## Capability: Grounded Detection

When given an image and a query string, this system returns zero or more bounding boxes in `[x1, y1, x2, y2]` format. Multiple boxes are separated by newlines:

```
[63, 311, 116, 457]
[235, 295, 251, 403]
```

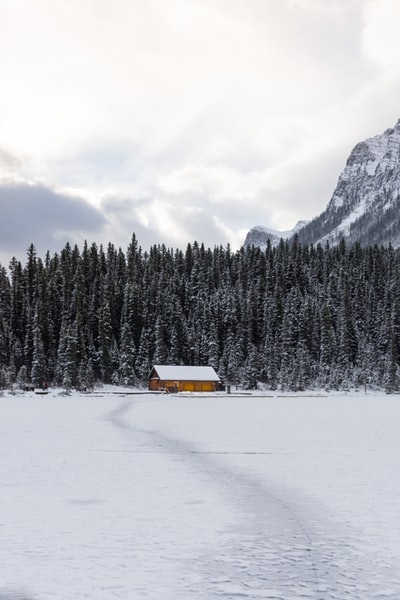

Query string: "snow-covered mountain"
[246, 119, 400, 249]
[244, 221, 308, 249]
[297, 119, 400, 247]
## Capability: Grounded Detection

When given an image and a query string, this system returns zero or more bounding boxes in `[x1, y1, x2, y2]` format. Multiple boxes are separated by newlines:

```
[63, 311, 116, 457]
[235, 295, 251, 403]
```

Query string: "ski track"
[104, 399, 400, 600]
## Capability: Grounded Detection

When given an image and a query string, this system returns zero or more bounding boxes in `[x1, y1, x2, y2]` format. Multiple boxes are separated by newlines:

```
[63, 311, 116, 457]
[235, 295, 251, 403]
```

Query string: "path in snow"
[105, 397, 400, 600]
[1, 391, 400, 600]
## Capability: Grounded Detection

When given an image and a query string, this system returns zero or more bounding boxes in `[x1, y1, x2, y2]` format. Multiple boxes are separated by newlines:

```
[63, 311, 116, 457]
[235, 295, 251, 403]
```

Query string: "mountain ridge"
[243, 221, 308, 249]
[245, 119, 400, 248]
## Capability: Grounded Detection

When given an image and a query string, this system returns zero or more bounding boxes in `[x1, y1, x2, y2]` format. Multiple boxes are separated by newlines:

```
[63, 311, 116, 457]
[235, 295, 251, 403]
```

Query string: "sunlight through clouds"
[0, 0, 399, 264]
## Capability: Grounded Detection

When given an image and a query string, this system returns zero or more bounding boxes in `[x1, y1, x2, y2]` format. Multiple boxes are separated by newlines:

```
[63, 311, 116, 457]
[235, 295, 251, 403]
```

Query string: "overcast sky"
[1, 0, 400, 266]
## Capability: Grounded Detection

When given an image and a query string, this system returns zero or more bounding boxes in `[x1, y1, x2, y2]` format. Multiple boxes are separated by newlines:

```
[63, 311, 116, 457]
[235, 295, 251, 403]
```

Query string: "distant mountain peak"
[244, 221, 308, 249]
[245, 119, 400, 250]
[298, 119, 400, 247]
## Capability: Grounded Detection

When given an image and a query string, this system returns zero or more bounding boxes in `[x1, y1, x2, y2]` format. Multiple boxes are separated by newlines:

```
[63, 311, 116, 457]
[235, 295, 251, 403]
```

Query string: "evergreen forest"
[1, 234, 400, 392]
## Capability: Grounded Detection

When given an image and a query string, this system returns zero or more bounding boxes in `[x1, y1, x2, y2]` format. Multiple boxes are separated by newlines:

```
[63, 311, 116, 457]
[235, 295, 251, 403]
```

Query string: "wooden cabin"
[148, 365, 221, 393]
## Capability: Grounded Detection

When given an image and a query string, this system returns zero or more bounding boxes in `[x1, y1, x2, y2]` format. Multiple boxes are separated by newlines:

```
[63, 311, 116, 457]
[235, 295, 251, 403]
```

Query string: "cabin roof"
[151, 365, 220, 382]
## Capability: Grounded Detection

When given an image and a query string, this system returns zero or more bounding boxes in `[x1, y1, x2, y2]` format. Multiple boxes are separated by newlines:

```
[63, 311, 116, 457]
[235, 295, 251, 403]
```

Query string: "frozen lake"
[1, 388, 400, 599]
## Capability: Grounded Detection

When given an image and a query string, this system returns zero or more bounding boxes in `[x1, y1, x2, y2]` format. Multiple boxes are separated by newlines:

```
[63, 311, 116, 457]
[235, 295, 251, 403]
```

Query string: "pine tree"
[31, 307, 47, 385]
[319, 304, 335, 386]
[207, 319, 220, 371]
[135, 327, 153, 382]
[153, 315, 168, 365]
[241, 344, 259, 389]
[16, 365, 28, 388]
[62, 323, 78, 389]
[118, 322, 137, 385]
[98, 276, 114, 382]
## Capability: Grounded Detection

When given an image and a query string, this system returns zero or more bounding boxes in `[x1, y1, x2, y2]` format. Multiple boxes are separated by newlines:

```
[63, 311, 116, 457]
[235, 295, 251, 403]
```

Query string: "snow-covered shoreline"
[1, 389, 399, 599]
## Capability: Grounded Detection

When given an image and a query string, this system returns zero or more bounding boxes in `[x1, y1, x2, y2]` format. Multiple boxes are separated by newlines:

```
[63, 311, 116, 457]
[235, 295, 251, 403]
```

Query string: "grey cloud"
[0, 147, 22, 171]
[101, 195, 144, 213]
[0, 183, 106, 262]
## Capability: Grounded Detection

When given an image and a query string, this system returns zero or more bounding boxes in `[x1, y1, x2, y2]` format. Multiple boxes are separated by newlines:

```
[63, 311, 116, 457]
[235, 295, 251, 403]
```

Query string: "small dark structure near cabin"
[148, 365, 222, 393]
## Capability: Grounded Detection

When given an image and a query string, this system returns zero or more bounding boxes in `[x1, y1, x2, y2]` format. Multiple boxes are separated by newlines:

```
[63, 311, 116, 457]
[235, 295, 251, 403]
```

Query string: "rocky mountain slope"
[243, 222, 307, 249]
[246, 119, 400, 248]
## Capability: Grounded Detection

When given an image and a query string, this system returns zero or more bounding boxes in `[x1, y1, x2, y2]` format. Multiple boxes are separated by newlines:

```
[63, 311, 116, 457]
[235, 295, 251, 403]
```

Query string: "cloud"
[0, 183, 106, 264]
[0, 147, 23, 179]
[99, 193, 239, 252]
[362, 0, 400, 70]
[0, 0, 399, 263]
[0, 0, 372, 166]
[0, 148, 21, 169]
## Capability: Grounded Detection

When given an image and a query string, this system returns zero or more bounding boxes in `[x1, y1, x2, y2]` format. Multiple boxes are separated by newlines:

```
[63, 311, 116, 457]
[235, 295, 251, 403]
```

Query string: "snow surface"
[1, 387, 400, 599]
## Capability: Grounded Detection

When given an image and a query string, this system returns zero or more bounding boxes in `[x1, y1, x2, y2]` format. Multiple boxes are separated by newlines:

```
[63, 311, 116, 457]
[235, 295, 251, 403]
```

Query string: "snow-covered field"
[1, 387, 400, 599]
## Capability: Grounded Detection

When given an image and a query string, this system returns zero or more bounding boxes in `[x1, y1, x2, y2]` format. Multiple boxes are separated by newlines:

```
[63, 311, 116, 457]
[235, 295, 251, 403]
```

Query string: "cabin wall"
[148, 379, 220, 392]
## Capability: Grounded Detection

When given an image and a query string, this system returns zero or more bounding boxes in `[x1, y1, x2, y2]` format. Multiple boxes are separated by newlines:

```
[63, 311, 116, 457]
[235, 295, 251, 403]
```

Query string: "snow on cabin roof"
[151, 365, 220, 382]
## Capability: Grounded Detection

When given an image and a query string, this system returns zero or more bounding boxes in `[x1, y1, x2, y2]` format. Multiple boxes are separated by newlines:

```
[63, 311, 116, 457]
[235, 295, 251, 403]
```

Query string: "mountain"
[244, 221, 308, 249]
[297, 119, 400, 247]
[245, 119, 400, 249]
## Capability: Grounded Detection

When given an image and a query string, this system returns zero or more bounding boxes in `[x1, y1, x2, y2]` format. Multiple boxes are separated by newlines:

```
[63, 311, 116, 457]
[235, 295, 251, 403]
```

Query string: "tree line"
[1, 234, 400, 392]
